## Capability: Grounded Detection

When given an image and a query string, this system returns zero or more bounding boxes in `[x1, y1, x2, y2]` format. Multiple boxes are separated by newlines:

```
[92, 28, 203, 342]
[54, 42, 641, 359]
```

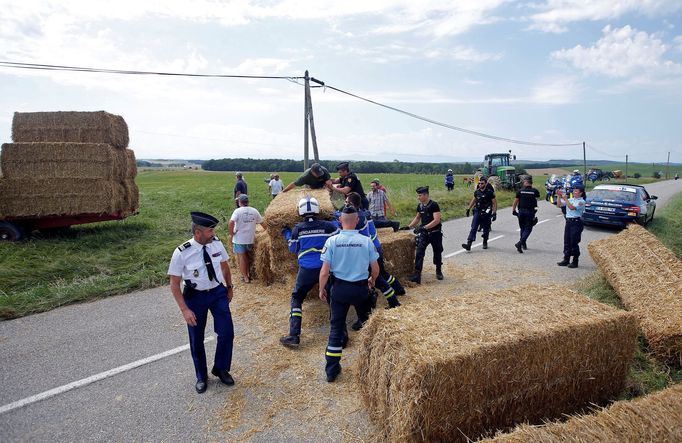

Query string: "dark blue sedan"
[583, 184, 657, 227]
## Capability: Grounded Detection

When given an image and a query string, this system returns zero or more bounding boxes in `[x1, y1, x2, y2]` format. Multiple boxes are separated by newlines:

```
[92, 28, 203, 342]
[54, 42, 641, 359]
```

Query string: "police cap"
[573, 184, 585, 192]
[416, 186, 429, 194]
[341, 205, 357, 214]
[191, 211, 219, 228]
[335, 161, 350, 171]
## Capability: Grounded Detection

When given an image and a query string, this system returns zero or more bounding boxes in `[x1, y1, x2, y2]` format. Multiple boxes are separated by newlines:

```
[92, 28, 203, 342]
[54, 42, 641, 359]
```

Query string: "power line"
[321, 83, 583, 147]
[0, 61, 303, 80]
[585, 143, 623, 159]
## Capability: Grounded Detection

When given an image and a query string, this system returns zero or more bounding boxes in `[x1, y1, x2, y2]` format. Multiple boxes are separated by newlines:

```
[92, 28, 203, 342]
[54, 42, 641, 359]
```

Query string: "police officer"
[333, 161, 369, 209]
[557, 185, 586, 268]
[511, 177, 540, 253]
[445, 169, 455, 191]
[280, 197, 339, 348]
[319, 205, 380, 382]
[407, 186, 443, 283]
[462, 177, 497, 251]
[168, 212, 235, 394]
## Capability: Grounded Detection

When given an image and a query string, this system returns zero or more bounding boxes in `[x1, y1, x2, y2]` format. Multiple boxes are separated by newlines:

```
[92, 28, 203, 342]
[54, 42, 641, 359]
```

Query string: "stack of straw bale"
[588, 224, 682, 365]
[0, 111, 138, 218]
[484, 383, 682, 442]
[377, 228, 416, 278]
[356, 286, 638, 442]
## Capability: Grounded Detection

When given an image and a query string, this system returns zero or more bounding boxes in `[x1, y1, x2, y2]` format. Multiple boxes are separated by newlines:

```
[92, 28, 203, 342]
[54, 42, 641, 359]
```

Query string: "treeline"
[202, 158, 478, 174]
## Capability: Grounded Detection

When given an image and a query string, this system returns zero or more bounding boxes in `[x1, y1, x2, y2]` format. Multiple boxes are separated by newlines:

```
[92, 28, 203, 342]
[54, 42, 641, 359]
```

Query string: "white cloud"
[551, 25, 682, 82]
[528, 0, 682, 33]
[675, 35, 682, 51]
[529, 76, 583, 104]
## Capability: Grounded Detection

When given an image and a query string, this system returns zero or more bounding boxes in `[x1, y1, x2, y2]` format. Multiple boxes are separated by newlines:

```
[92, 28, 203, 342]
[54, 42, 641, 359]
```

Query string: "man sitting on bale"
[282, 163, 334, 193]
[319, 205, 380, 383]
[279, 196, 339, 348]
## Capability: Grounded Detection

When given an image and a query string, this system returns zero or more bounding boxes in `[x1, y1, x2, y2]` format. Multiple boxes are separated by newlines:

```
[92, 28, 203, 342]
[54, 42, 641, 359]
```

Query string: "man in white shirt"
[269, 174, 284, 199]
[229, 194, 263, 283]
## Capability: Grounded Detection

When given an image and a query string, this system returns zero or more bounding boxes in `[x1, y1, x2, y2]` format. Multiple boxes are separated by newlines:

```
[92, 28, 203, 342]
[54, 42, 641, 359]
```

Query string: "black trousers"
[467, 210, 491, 242]
[563, 218, 583, 258]
[414, 230, 443, 273]
[325, 279, 371, 377]
[288, 267, 321, 336]
[518, 209, 535, 243]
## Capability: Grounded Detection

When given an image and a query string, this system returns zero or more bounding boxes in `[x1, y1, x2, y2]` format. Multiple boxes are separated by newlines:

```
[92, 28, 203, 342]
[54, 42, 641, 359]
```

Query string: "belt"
[566, 218, 582, 222]
[192, 283, 223, 292]
[334, 278, 367, 286]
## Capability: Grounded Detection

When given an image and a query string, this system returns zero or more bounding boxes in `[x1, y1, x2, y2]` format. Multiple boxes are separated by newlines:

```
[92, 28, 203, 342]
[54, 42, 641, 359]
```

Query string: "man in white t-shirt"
[268, 174, 284, 199]
[229, 194, 263, 283]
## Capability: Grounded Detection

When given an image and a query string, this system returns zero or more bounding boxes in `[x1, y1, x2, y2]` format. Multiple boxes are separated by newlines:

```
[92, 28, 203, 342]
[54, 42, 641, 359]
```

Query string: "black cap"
[416, 186, 429, 194]
[341, 205, 357, 214]
[573, 184, 585, 191]
[310, 163, 322, 174]
[335, 161, 349, 171]
[191, 211, 219, 228]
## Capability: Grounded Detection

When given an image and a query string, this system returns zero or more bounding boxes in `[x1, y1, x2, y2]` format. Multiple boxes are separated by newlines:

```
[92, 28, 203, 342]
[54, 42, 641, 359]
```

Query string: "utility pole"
[582, 141, 587, 176]
[302, 70, 321, 171]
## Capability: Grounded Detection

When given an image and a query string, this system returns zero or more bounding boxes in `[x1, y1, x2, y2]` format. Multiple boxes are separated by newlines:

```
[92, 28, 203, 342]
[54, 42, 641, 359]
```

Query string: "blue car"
[583, 184, 657, 227]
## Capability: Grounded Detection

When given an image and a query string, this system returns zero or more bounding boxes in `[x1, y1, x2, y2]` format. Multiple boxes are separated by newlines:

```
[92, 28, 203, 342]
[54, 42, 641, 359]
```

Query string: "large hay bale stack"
[253, 226, 275, 285]
[588, 224, 682, 365]
[12, 111, 129, 149]
[0, 142, 127, 179]
[0, 178, 125, 217]
[357, 286, 638, 442]
[484, 384, 682, 442]
[377, 228, 415, 278]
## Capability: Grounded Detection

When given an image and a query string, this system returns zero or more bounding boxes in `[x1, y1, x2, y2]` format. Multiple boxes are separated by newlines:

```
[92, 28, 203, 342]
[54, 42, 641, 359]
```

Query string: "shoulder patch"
[177, 241, 192, 252]
[321, 246, 327, 254]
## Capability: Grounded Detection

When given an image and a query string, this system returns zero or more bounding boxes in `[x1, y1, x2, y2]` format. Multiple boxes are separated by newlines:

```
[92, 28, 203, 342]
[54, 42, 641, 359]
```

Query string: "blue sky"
[1, 0, 681, 164]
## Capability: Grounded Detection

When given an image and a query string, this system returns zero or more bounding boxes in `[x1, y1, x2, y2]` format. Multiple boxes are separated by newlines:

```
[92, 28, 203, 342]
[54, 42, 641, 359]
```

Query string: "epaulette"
[213, 235, 221, 242]
[177, 241, 192, 252]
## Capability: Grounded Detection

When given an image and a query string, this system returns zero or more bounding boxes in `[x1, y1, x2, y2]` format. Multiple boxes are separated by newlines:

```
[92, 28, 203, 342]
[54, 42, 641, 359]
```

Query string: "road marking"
[444, 235, 505, 258]
[0, 336, 215, 416]
[555, 214, 563, 218]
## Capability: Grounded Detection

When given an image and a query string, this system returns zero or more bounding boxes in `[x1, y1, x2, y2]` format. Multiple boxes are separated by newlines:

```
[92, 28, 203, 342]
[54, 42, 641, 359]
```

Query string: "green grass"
[575, 192, 682, 399]
[0, 170, 517, 318]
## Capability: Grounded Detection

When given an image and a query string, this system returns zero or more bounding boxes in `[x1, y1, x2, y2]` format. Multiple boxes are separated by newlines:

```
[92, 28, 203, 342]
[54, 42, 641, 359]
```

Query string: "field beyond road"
[0, 169, 671, 318]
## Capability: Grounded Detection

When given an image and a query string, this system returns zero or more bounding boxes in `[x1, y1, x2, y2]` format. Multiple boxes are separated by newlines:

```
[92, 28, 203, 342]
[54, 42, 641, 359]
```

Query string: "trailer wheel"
[0, 221, 24, 241]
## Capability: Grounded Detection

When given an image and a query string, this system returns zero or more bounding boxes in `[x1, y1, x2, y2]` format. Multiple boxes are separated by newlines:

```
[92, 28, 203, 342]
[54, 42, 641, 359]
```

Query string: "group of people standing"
[168, 163, 587, 392]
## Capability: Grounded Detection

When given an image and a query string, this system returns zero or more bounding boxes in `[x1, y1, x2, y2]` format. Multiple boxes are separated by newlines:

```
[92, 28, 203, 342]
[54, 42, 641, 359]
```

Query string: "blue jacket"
[283, 218, 339, 269]
[333, 209, 382, 253]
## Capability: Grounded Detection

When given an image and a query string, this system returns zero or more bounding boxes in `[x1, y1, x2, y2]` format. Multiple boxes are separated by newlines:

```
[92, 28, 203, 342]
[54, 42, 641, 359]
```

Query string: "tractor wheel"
[0, 221, 24, 241]
[488, 176, 502, 190]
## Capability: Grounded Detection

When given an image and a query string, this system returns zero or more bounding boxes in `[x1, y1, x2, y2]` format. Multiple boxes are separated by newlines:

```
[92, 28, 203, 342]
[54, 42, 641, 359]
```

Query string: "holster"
[182, 279, 197, 299]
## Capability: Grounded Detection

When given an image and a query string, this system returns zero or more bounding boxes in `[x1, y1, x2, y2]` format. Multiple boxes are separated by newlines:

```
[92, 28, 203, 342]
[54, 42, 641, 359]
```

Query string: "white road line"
[555, 214, 563, 218]
[444, 235, 505, 258]
[0, 336, 215, 416]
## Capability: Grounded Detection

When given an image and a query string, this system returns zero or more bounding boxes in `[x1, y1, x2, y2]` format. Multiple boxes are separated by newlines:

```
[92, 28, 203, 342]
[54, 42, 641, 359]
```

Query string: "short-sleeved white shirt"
[230, 206, 263, 244]
[269, 179, 284, 195]
[167, 238, 229, 290]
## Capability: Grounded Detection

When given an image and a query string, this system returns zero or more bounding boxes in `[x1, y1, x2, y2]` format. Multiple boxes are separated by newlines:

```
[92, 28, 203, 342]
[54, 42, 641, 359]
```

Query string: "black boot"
[436, 266, 443, 280]
[557, 257, 570, 266]
[391, 221, 400, 232]
[408, 273, 421, 284]
[280, 335, 300, 348]
[515, 242, 524, 253]
[482, 239, 488, 249]
[522, 241, 528, 250]
[567, 257, 579, 268]
[461, 241, 472, 251]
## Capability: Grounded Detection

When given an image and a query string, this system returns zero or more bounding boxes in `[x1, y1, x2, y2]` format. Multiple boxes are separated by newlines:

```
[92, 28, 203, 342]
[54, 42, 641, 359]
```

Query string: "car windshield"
[589, 189, 637, 202]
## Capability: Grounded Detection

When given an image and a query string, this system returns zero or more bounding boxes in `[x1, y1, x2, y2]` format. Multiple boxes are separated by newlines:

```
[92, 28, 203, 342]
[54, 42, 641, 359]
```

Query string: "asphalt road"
[1, 179, 680, 442]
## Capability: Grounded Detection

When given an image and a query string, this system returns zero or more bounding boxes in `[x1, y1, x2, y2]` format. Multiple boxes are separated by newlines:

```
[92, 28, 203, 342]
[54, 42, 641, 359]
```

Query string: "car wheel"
[0, 221, 24, 241]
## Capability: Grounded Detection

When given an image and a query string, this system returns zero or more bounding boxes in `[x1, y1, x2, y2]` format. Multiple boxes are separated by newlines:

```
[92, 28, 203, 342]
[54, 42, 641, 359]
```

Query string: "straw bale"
[262, 188, 336, 277]
[484, 384, 682, 442]
[356, 286, 638, 443]
[0, 142, 127, 180]
[588, 224, 682, 365]
[253, 226, 276, 285]
[122, 178, 139, 214]
[125, 149, 137, 178]
[12, 111, 129, 149]
[377, 228, 416, 278]
[0, 178, 125, 217]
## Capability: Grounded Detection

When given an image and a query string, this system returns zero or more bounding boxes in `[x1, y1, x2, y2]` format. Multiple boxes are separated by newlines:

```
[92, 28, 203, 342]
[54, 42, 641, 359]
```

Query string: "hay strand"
[377, 228, 416, 278]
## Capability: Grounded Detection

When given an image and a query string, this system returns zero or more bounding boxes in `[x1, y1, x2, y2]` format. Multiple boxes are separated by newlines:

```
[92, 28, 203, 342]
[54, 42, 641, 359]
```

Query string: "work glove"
[491, 213, 497, 222]
[512, 210, 518, 217]
[465, 209, 470, 217]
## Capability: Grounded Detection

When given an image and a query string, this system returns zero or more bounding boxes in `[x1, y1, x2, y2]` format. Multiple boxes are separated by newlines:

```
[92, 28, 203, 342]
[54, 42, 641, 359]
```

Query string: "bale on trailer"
[0, 178, 126, 217]
[0, 142, 127, 179]
[125, 149, 137, 177]
[356, 286, 638, 443]
[377, 228, 415, 279]
[484, 384, 682, 442]
[12, 111, 129, 149]
[588, 224, 682, 365]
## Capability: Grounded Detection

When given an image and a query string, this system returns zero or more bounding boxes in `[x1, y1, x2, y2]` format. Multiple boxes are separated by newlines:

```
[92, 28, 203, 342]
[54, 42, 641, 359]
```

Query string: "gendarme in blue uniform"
[559, 191, 586, 267]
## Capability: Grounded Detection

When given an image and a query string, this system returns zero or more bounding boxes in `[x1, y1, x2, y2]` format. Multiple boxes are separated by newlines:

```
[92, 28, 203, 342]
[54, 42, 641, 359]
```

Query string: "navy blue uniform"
[516, 186, 540, 246]
[320, 230, 379, 379]
[445, 173, 454, 191]
[468, 187, 495, 242]
[339, 172, 368, 209]
[414, 200, 443, 273]
[282, 218, 339, 337]
[563, 197, 586, 260]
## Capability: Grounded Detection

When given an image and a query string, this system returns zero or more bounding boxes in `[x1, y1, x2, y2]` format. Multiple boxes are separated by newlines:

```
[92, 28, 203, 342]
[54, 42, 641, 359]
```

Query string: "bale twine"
[0, 142, 127, 179]
[12, 111, 129, 149]
[0, 178, 125, 217]
[356, 285, 638, 443]
[588, 224, 682, 365]
[377, 228, 416, 278]
[484, 384, 682, 442]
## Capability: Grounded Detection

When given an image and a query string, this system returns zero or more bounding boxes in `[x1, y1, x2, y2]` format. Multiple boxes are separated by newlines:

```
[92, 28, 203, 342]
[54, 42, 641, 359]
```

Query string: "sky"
[1, 0, 681, 164]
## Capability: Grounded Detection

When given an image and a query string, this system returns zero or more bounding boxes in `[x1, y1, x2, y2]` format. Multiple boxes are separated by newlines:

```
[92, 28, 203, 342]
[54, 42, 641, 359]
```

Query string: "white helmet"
[447, 169, 453, 173]
[298, 196, 320, 216]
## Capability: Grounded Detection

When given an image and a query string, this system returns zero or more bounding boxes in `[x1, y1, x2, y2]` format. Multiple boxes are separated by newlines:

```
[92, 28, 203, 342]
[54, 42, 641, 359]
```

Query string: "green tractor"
[476, 152, 528, 191]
